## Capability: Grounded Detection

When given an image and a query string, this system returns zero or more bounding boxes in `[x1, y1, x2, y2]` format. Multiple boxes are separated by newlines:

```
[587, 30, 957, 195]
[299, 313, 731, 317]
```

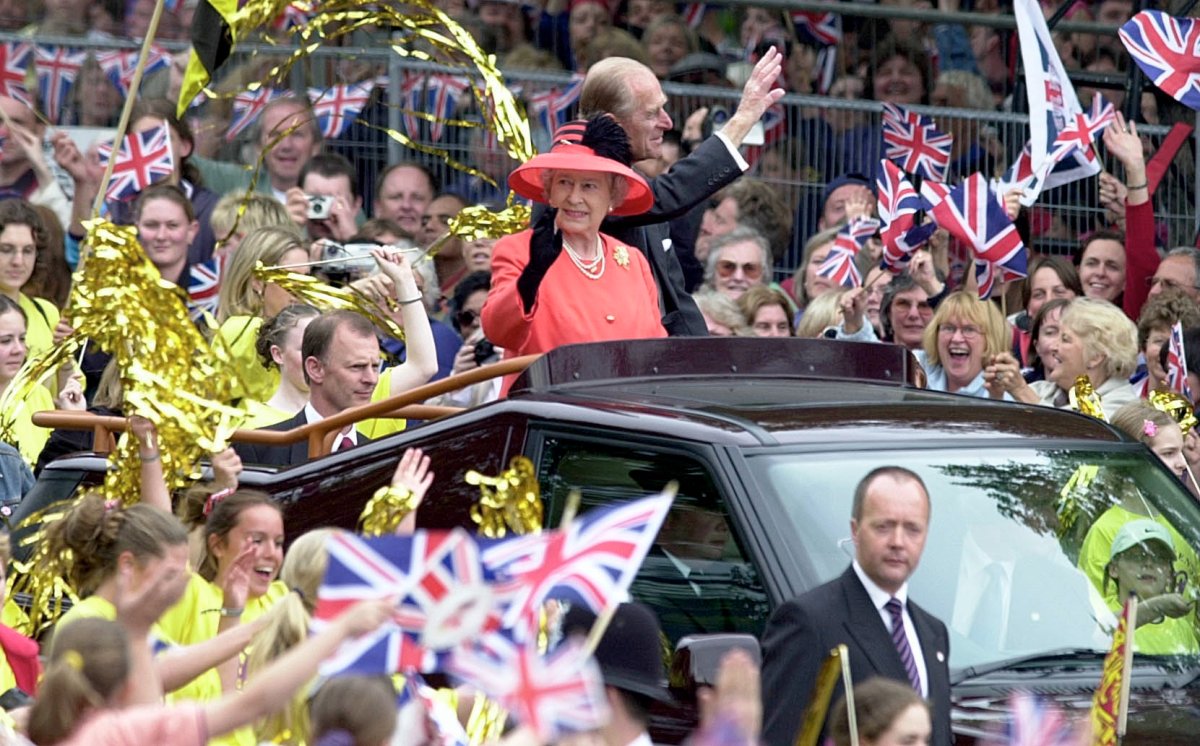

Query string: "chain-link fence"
[8, 24, 1198, 280]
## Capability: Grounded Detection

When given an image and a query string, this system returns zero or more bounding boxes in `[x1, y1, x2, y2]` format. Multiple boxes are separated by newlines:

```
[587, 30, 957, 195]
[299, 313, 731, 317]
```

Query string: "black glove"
[516, 207, 562, 314]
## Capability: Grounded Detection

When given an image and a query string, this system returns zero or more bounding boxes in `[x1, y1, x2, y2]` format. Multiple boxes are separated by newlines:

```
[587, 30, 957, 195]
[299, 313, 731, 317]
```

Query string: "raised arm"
[1104, 112, 1155, 319]
[372, 248, 438, 395]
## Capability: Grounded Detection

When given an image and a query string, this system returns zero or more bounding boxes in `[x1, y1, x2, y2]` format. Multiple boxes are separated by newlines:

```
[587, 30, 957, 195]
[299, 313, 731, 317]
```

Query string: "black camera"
[473, 339, 498, 366]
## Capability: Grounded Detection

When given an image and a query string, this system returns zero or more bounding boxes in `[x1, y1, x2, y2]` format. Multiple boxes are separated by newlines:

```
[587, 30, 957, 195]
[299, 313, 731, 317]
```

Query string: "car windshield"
[751, 446, 1200, 672]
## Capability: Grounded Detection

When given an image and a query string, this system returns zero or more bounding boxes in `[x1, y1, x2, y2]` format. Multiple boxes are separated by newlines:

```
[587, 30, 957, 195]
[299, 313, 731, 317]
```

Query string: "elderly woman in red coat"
[482, 115, 665, 391]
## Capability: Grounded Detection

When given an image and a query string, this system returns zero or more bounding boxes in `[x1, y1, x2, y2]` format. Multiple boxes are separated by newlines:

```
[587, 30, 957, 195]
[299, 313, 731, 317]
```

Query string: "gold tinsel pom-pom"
[1071, 375, 1106, 421]
[465, 456, 543, 538]
[358, 485, 419, 537]
[1150, 389, 1197, 436]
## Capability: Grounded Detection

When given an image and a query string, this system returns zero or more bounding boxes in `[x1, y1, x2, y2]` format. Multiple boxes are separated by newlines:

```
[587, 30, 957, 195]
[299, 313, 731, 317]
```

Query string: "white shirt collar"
[304, 403, 357, 448]
[852, 559, 909, 611]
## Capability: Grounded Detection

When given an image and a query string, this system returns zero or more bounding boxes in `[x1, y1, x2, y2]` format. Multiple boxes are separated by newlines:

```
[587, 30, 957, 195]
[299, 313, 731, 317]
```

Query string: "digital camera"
[306, 194, 334, 220]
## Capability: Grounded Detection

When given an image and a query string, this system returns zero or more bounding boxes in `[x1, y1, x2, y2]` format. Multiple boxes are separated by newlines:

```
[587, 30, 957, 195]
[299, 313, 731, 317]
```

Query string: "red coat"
[483, 229, 666, 392]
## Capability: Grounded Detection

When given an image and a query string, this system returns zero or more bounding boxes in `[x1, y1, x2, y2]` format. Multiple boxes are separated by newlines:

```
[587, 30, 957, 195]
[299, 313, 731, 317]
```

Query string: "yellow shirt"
[241, 399, 295, 430]
[218, 315, 279, 404]
[156, 576, 287, 746]
[18, 293, 58, 362]
[5, 382, 53, 466]
[358, 367, 408, 440]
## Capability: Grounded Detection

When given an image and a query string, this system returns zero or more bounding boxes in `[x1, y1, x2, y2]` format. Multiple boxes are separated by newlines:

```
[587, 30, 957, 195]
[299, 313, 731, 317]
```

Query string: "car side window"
[536, 435, 770, 644]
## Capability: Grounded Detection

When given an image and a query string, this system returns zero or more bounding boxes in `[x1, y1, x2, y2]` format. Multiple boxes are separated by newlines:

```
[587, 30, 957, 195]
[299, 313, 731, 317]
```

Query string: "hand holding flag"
[817, 217, 880, 288]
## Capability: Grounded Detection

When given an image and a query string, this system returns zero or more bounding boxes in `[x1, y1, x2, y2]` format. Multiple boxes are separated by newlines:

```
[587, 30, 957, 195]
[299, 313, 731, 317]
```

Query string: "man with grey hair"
[578, 50, 785, 335]
[1147, 247, 1200, 302]
[703, 226, 771, 301]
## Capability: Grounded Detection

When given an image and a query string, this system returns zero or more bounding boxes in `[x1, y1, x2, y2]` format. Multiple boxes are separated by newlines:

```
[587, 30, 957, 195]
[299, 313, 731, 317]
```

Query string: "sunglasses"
[717, 260, 763, 280]
[456, 309, 480, 328]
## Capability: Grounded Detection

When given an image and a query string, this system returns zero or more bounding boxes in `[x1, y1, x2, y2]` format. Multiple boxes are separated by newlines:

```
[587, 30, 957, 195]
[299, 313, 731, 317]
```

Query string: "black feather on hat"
[579, 114, 633, 167]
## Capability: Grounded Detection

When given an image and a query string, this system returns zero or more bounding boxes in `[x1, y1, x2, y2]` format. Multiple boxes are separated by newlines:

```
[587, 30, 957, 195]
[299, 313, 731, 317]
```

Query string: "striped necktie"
[885, 597, 922, 693]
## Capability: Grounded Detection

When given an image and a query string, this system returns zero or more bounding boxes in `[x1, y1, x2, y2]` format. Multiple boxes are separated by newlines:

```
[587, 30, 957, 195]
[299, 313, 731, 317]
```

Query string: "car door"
[527, 428, 771, 645]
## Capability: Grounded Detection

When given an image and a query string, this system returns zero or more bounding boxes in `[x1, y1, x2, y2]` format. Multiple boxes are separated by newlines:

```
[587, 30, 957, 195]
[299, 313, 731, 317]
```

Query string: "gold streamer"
[1056, 464, 1099, 537]
[464, 456, 544, 538]
[252, 262, 406, 339]
[465, 692, 509, 745]
[358, 485, 419, 537]
[448, 204, 531, 242]
[1072, 375, 1106, 421]
[1149, 389, 1197, 436]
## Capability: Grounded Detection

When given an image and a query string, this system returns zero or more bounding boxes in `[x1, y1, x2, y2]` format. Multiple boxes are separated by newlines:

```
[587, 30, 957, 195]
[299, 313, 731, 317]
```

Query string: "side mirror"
[669, 633, 762, 693]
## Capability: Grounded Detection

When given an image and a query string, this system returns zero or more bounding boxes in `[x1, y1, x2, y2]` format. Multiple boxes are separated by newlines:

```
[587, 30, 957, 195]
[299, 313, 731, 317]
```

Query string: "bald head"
[581, 57, 672, 161]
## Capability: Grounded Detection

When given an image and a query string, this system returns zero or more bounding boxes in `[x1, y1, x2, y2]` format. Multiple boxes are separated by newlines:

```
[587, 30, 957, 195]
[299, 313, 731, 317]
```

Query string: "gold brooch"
[614, 245, 630, 268]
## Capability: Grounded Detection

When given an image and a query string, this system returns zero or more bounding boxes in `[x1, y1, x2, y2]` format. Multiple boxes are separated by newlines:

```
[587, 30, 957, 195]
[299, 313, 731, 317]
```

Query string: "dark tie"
[885, 597, 922, 693]
[337, 435, 354, 452]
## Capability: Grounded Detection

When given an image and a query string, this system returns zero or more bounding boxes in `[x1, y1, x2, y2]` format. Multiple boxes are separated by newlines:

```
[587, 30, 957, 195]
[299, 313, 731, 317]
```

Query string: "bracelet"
[219, 607, 244, 618]
[397, 296, 423, 306]
[1127, 182, 1148, 190]
[139, 451, 160, 462]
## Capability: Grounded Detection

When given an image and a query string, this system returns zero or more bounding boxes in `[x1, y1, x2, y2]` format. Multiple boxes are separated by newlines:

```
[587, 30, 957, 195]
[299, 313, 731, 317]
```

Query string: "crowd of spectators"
[3, 0, 1200, 743]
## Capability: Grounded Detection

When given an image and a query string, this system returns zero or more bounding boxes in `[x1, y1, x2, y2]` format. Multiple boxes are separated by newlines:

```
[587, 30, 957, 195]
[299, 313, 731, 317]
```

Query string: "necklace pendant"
[614, 245, 629, 268]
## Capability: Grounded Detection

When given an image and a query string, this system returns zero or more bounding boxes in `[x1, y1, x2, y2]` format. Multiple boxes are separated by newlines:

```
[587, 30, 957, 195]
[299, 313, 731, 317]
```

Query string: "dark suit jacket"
[602, 135, 742, 337]
[760, 567, 952, 746]
[233, 411, 373, 468]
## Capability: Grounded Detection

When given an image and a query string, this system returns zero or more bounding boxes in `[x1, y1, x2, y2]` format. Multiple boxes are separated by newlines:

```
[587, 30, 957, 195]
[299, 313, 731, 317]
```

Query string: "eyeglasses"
[1146, 276, 1200, 291]
[456, 309, 479, 328]
[938, 324, 981, 339]
[716, 260, 763, 280]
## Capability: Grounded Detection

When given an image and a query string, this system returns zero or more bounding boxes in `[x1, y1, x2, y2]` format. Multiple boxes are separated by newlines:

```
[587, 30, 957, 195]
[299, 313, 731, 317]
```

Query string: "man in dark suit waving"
[578, 50, 785, 336]
[761, 466, 952, 746]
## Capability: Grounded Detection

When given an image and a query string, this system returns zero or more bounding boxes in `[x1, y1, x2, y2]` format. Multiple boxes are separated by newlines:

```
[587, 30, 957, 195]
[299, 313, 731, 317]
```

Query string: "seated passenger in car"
[1105, 520, 1198, 654]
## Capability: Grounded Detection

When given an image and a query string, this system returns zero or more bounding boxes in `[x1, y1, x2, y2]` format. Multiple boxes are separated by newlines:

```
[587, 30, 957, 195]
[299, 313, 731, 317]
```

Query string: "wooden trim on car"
[31, 354, 543, 457]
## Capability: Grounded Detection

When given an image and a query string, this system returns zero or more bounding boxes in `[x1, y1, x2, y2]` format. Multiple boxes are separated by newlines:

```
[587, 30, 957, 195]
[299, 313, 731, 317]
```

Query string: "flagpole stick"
[840, 646, 858, 746]
[1185, 461, 1200, 498]
[88, 0, 169, 224]
[559, 488, 582, 528]
[1116, 594, 1137, 739]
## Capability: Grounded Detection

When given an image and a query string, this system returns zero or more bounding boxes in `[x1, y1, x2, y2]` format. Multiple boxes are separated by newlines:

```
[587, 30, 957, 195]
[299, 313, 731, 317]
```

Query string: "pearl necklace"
[562, 235, 605, 280]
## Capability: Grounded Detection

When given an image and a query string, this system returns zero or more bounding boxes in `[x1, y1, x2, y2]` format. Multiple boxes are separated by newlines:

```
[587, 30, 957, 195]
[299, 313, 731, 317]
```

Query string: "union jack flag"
[449, 636, 610, 742]
[1166, 321, 1193, 399]
[481, 491, 674, 641]
[1048, 94, 1115, 166]
[226, 88, 287, 141]
[273, 2, 310, 30]
[425, 75, 470, 142]
[882, 103, 953, 182]
[931, 173, 1027, 299]
[1004, 692, 1079, 746]
[877, 160, 936, 271]
[1120, 10, 1200, 112]
[401, 674, 470, 746]
[400, 72, 425, 139]
[308, 82, 373, 139]
[313, 530, 496, 676]
[187, 255, 224, 319]
[0, 43, 31, 105]
[818, 217, 880, 288]
[681, 3, 707, 27]
[528, 75, 585, 135]
[791, 10, 842, 46]
[96, 46, 170, 97]
[34, 45, 85, 123]
[96, 123, 175, 202]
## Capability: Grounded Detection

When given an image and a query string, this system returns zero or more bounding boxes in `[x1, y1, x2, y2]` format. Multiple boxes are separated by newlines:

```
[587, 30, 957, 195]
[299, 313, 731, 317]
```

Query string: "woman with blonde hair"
[795, 290, 845, 339]
[694, 289, 749, 337]
[208, 193, 292, 257]
[989, 298, 1138, 418]
[916, 291, 1010, 398]
[215, 226, 310, 403]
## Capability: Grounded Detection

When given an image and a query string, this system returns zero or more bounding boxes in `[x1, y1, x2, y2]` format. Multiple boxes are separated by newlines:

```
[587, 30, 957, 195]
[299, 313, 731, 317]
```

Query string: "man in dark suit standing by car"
[577, 49, 785, 336]
[760, 466, 952, 746]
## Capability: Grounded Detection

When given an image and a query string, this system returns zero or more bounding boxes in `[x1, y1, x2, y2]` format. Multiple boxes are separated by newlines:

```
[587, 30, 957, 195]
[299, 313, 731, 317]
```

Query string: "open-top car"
[23, 338, 1200, 743]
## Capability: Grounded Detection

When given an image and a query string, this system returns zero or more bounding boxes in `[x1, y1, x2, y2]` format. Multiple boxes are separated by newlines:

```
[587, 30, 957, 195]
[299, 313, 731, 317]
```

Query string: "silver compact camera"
[317, 240, 379, 276]
[306, 194, 334, 220]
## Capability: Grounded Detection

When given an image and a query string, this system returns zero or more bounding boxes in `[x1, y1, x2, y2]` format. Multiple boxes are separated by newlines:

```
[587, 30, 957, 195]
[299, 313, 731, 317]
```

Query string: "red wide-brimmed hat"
[507, 141, 654, 217]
